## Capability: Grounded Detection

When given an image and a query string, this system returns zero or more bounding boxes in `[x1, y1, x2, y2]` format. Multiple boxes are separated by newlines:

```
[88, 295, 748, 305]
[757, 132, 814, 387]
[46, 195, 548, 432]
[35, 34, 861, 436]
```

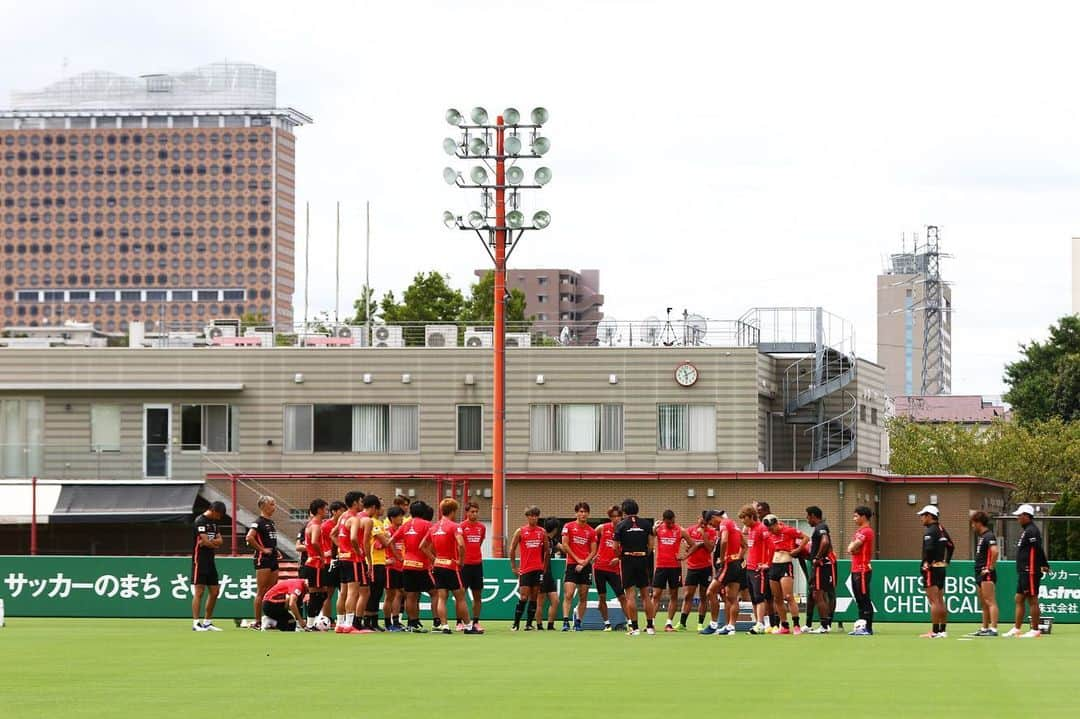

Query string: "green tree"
[350, 285, 378, 325]
[379, 272, 466, 345]
[1049, 490, 1080, 561]
[886, 417, 1080, 501]
[460, 271, 529, 329]
[1003, 315, 1080, 423]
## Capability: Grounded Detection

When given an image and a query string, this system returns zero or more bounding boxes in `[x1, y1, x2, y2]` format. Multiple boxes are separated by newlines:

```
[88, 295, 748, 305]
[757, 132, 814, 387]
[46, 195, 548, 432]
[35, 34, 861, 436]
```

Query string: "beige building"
[0, 62, 309, 333]
[0, 307, 1011, 558]
[877, 253, 952, 398]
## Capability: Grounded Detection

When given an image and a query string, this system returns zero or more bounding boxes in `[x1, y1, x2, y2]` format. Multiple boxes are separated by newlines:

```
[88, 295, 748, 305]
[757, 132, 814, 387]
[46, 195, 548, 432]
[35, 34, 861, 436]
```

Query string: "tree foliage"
[460, 271, 528, 326]
[1003, 315, 1080, 423]
[378, 272, 465, 324]
[887, 417, 1080, 501]
[350, 285, 378, 325]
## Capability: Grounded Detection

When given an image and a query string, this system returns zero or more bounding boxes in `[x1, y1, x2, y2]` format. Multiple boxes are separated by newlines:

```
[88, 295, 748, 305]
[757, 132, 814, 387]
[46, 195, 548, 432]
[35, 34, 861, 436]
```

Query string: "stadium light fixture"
[440, 105, 551, 558]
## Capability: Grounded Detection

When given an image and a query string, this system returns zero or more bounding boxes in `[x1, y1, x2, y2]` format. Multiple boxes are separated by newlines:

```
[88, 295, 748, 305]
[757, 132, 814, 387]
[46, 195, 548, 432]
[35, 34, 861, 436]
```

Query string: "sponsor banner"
[1, 556, 1078, 621]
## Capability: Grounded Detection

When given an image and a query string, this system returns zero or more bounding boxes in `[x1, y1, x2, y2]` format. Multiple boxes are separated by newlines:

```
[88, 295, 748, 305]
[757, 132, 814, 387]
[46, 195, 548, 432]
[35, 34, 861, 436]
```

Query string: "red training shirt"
[562, 521, 597, 565]
[319, 517, 336, 559]
[264, 578, 306, 604]
[745, 522, 771, 571]
[336, 510, 359, 560]
[769, 523, 801, 554]
[457, 520, 485, 566]
[686, 524, 717, 570]
[517, 524, 547, 574]
[429, 517, 460, 569]
[719, 518, 741, 561]
[654, 523, 683, 569]
[594, 522, 620, 573]
[304, 517, 323, 567]
[851, 525, 874, 573]
[393, 517, 432, 570]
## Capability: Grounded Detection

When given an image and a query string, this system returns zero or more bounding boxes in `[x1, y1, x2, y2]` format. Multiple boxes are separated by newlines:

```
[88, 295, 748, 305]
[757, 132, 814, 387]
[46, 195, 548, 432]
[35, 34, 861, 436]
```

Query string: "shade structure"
[50, 483, 201, 523]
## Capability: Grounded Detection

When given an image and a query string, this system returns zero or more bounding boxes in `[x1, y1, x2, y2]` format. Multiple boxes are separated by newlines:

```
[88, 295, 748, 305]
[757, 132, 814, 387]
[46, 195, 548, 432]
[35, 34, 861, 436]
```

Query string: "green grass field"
[1, 620, 1074, 718]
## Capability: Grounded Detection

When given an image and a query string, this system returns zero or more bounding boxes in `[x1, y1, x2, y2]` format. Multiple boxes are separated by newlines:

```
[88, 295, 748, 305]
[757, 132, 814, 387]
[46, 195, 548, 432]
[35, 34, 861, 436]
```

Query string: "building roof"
[893, 395, 1010, 423]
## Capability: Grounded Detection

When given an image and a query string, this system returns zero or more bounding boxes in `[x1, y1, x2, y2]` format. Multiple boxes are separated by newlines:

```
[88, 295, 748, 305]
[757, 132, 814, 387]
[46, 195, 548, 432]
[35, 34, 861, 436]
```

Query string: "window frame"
[179, 403, 237, 453]
[90, 403, 121, 453]
[529, 402, 624, 454]
[656, 403, 717, 453]
[456, 404, 484, 453]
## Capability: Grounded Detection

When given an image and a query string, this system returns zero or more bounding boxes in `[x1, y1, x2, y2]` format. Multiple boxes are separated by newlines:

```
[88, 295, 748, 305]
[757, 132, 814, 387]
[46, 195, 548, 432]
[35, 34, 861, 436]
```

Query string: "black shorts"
[812, 561, 836, 592]
[191, 557, 219, 587]
[299, 564, 325, 588]
[564, 564, 592, 586]
[263, 601, 295, 630]
[518, 570, 543, 589]
[539, 570, 557, 594]
[403, 569, 434, 594]
[325, 561, 340, 588]
[1017, 570, 1041, 597]
[768, 562, 794, 582]
[462, 564, 484, 592]
[365, 565, 387, 610]
[652, 567, 682, 590]
[594, 569, 625, 598]
[684, 567, 711, 588]
[715, 561, 744, 588]
[388, 568, 404, 590]
[338, 560, 370, 586]
[621, 556, 650, 589]
[924, 566, 946, 590]
[748, 569, 771, 605]
[433, 567, 462, 591]
[254, 553, 279, 571]
[976, 569, 997, 585]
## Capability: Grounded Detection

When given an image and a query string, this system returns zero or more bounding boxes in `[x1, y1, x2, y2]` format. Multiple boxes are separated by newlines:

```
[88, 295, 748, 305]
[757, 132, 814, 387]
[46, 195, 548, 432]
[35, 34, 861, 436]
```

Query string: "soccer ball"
[314, 615, 333, 632]
[853, 619, 867, 632]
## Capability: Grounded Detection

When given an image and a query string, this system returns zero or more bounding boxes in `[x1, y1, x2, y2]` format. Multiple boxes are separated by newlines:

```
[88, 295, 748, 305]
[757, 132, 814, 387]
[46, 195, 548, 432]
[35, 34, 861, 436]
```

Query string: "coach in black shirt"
[614, 499, 653, 635]
[191, 501, 227, 631]
[1008, 504, 1050, 637]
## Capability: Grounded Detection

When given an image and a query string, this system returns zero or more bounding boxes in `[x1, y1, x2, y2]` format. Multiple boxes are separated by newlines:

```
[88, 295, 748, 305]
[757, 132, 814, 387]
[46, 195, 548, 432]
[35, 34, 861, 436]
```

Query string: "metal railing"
[804, 392, 858, 470]
[782, 336, 857, 414]
[739, 307, 856, 356]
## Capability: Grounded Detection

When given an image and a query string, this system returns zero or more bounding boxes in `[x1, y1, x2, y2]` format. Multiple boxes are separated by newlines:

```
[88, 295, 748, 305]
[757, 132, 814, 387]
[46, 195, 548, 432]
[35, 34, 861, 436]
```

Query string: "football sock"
[525, 601, 537, 623]
[344, 612, 354, 627]
[821, 616, 832, 628]
[680, 612, 689, 626]
[698, 612, 706, 625]
[547, 622, 555, 630]
[771, 613, 780, 627]
[793, 616, 800, 627]
[781, 621, 790, 629]
[513, 599, 526, 625]
[646, 618, 654, 629]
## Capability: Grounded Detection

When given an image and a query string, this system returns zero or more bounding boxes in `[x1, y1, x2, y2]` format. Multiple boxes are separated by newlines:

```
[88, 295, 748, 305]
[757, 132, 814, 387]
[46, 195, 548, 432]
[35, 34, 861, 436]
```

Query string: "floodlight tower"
[442, 106, 551, 557]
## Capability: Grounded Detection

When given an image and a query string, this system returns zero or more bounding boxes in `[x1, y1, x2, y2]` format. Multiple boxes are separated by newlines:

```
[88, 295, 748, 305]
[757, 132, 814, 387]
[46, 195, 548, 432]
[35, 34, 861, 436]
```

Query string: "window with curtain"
[0, 398, 43, 478]
[389, 405, 419, 453]
[284, 404, 313, 452]
[181, 404, 236, 452]
[352, 405, 388, 452]
[90, 404, 121, 452]
[530, 403, 623, 452]
[457, 405, 482, 452]
[658, 404, 715, 452]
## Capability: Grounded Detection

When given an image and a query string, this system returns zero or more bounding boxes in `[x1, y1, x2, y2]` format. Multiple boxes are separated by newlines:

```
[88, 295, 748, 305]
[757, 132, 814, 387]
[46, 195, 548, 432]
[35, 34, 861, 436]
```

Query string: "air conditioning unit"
[334, 325, 353, 339]
[345, 325, 369, 347]
[425, 324, 458, 347]
[371, 325, 403, 348]
[505, 333, 531, 348]
[464, 328, 493, 348]
[205, 319, 239, 338]
[243, 325, 275, 348]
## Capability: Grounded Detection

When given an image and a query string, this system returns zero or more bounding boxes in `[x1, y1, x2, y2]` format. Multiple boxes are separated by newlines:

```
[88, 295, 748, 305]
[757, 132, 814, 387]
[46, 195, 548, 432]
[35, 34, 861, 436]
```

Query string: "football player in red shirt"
[300, 499, 329, 628]
[650, 510, 693, 634]
[332, 491, 366, 634]
[763, 514, 809, 634]
[261, 577, 308, 632]
[679, 510, 719, 631]
[420, 498, 480, 635]
[703, 509, 744, 635]
[560, 501, 599, 632]
[848, 505, 875, 636]
[457, 501, 487, 631]
[741, 504, 771, 634]
[509, 506, 548, 631]
[382, 505, 407, 631]
[391, 501, 435, 633]
[594, 505, 627, 631]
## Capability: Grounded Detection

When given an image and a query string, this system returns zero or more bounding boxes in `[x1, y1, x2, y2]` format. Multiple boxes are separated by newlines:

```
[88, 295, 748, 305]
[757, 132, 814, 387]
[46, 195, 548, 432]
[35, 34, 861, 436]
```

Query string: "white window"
[530, 403, 623, 453]
[657, 404, 716, 452]
[389, 405, 419, 453]
[284, 404, 313, 452]
[0, 398, 43, 478]
[181, 404, 237, 452]
[90, 404, 121, 452]
[457, 405, 483, 452]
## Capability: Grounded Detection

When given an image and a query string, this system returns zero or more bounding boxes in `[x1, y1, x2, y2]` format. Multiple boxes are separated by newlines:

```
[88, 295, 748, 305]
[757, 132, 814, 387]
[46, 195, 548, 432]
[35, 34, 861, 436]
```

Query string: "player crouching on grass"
[763, 514, 809, 634]
[261, 577, 309, 632]
[968, 511, 999, 637]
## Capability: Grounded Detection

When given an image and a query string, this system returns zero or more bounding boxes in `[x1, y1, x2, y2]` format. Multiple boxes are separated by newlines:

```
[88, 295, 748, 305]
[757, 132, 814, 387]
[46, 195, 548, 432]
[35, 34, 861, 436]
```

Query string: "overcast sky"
[3, 0, 1075, 396]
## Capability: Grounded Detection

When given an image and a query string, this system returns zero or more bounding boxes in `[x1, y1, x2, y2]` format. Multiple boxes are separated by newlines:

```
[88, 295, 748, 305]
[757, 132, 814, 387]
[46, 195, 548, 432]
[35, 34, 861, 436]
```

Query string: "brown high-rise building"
[0, 62, 310, 333]
[476, 267, 604, 344]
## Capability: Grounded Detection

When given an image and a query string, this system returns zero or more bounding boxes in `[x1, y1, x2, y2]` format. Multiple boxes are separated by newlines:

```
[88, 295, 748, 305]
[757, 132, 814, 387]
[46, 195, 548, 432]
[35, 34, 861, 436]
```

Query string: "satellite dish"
[684, 314, 707, 346]
[639, 317, 661, 346]
[597, 317, 618, 347]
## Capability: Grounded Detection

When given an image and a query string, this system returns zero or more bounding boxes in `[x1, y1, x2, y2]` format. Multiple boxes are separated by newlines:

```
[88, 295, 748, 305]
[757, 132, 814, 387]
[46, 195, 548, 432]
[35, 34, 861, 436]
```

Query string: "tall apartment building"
[877, 236, 952, 398]
[478, 267, 604, 344]
[0, 62, 309, 333]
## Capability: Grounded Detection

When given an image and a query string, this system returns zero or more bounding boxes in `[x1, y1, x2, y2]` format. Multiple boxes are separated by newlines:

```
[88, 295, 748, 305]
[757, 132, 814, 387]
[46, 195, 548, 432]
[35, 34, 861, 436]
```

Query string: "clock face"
[674, 362, 699, 387]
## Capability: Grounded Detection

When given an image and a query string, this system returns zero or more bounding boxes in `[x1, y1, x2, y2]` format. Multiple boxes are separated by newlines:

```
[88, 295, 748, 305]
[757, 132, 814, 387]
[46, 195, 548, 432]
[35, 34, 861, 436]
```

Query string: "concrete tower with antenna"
[876, 226, 953, 398]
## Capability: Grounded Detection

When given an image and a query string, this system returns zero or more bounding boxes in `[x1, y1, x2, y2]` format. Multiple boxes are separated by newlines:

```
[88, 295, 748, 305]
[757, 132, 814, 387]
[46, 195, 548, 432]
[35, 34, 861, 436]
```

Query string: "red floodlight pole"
[492, 116, 507, 557]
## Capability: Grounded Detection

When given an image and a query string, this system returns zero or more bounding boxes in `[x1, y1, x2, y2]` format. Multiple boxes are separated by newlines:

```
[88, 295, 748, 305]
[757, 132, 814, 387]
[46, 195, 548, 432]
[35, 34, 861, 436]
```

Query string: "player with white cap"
[917, 505, 953, 638]
[1005, 504, 1050, 638]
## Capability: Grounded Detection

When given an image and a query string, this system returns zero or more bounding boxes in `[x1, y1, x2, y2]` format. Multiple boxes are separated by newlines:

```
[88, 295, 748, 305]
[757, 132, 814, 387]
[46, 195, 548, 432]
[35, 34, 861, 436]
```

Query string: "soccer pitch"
[1, 620, 1074, 718]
